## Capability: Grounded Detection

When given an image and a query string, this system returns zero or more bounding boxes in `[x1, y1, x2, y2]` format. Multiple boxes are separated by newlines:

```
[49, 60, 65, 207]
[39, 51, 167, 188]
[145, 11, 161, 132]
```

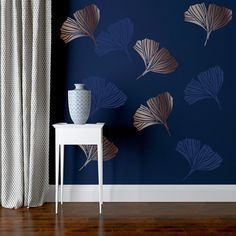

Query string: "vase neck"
[74, 84, 85, 90]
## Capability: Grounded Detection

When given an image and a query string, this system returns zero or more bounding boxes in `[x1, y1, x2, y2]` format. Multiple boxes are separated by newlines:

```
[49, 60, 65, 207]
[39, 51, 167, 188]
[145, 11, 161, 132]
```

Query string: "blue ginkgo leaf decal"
[184, 66, 224, 110]
[83, 76, 127, 115]
[176, 138, 222, 180]
[95, 18, 134, 60]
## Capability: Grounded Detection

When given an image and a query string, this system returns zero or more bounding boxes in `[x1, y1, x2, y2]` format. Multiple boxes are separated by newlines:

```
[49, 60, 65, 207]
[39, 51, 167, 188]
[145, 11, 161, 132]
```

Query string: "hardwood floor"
[1, 203, 236, 235]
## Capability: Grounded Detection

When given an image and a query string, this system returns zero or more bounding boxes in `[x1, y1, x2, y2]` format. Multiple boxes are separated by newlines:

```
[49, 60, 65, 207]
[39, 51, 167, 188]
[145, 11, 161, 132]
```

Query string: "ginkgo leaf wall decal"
[184, 66, 223, 110]
[60, 4, 100, 44]
[176, 138, 222, 180]
[133, 38, 178, 79]
[184, 3, 232, 46]
[95, 18, 134, 60]
[79, 136, 118, 171]
[133, 92, 173, 136]
[83, 76, 127, 115]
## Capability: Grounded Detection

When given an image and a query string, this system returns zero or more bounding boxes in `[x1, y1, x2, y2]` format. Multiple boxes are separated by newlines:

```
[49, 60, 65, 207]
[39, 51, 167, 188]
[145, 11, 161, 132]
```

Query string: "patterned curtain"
[0, 0, 51, 208]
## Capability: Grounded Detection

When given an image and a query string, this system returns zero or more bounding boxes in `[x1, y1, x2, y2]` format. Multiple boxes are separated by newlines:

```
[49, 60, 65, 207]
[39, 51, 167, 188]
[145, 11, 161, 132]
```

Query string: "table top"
[53, 122, 105, 129]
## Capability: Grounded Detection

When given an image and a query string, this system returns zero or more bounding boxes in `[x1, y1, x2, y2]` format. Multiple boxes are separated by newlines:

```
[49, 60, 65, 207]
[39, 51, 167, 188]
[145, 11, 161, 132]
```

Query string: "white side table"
[53, 123, 104, 214]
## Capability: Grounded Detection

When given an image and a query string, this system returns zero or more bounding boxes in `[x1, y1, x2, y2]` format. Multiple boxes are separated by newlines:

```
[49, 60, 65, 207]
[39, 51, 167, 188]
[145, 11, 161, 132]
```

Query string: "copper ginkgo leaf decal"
[79, 136, 118, 171]
[133, 38, 178, 79]
[133, 92, 173, 136]
[60, 4, 100, 44]
[184, 3, 232, 46]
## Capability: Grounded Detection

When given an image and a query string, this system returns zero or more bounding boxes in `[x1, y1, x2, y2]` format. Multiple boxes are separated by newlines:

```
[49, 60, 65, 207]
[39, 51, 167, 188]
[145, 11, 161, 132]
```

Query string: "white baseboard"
[47, 185, 236, 202]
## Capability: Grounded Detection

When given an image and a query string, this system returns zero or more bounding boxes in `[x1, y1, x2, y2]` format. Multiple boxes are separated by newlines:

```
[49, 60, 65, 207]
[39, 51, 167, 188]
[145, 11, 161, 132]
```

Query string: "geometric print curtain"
[0, 0, 51, 208]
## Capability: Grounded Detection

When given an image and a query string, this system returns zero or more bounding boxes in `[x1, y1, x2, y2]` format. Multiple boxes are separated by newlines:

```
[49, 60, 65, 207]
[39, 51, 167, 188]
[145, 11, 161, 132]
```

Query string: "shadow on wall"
[49, 1, 68, 184]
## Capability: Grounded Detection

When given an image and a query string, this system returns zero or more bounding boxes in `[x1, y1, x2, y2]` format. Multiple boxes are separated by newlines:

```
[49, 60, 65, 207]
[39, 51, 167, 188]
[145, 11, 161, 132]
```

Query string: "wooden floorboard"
[1, 203, 236, 235]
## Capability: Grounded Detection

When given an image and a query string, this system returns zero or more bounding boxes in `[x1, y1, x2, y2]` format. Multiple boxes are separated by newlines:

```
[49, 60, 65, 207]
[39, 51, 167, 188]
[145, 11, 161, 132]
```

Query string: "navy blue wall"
[50, 0, 236, 184]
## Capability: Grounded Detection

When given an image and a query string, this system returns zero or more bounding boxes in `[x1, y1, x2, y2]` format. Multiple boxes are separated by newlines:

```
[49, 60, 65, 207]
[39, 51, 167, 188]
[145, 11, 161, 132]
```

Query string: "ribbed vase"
[68, 84, 91, 124]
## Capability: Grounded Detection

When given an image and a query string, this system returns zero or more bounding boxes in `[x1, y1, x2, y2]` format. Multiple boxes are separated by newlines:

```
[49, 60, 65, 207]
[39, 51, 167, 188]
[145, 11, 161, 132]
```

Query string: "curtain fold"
[0, 0, 51, 208]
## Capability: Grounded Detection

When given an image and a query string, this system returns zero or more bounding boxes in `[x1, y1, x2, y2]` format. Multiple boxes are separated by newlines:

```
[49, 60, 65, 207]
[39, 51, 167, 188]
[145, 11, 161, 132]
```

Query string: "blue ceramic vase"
[68, 84, 91, 124]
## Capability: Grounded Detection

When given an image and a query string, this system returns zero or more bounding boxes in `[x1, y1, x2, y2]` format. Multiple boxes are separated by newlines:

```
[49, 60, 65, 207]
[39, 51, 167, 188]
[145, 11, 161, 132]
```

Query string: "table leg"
[60, 145, 64, 205]
[55, 143, 59, 214]
[97, 142, 103, 214]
